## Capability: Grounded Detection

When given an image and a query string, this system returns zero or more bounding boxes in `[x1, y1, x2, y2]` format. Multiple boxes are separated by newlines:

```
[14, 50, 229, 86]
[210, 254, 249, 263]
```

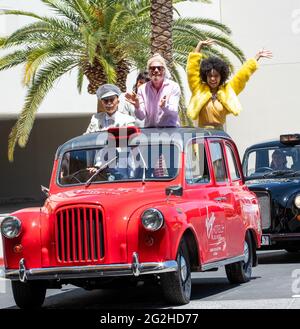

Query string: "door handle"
[214, 196, 227, 202]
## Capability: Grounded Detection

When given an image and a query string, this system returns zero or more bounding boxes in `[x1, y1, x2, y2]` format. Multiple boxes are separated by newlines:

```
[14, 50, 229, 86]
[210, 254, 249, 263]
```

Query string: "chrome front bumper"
[5, 253, 178, 282]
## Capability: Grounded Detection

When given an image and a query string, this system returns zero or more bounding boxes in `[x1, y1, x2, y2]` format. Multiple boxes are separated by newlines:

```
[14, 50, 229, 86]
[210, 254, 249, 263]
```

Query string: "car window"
[243, 146, 300, 178]
[225, 144, 241, 180]
[185, 140, 210, 185]
[59, 144, 180, 185]
[209, 142, 228, 182]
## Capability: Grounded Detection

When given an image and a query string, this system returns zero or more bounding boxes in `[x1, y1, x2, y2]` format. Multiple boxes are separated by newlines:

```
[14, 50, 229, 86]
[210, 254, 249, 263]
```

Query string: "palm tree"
[0, 0, 245, 161]
[150, 0, 173, 64]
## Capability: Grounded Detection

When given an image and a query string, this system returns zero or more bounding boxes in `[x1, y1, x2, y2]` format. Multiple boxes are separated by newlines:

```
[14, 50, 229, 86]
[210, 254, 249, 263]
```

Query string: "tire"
[225, 233, 253, 284]
[160, 239, 192, 305]
[12, 280, 47, 309]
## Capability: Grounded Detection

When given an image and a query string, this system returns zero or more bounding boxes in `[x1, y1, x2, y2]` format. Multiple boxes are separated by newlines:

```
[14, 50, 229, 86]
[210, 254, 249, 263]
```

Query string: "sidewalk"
[0, 202, 42, 267]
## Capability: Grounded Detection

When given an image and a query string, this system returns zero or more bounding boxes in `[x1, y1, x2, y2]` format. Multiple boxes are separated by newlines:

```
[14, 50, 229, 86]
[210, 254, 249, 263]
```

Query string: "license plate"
[261, 235, 270, 246]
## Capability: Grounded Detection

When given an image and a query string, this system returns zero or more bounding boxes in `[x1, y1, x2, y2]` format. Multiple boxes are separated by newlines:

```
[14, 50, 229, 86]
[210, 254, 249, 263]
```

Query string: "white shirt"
[85, 110, 136, 134]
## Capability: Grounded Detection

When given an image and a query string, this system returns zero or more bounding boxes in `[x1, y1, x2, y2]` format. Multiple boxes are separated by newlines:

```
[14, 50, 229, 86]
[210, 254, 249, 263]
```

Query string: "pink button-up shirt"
[135, 79, 181, 127]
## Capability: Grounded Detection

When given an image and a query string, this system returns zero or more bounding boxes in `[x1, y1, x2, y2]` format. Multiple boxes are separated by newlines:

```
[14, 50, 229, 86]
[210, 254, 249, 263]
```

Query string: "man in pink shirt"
[125, 53, 181, 127]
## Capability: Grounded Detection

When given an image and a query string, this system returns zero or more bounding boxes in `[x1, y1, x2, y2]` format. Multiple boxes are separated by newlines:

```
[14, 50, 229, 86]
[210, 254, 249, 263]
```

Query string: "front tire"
[160, 239, 192, 305]
[12, 280, 47, 309]
[225, 233, 253, 284]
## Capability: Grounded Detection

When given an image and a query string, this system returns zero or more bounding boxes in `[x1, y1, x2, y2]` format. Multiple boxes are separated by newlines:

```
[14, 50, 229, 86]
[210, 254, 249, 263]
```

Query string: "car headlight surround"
[141, 208, 164, 231]
[295, 195, 300, 209]
[1, 216, 22, 239]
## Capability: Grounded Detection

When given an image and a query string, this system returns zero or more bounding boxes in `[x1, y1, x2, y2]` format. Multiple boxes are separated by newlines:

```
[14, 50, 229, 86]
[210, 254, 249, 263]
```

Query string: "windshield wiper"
[284, 170, 300, 177]
[263, 169, 293, 178]
[85, 155, 118, 187]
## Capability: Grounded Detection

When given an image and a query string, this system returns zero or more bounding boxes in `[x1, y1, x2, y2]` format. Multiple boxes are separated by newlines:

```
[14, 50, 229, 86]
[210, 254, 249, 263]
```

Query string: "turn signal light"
[13, 244, 23, 254]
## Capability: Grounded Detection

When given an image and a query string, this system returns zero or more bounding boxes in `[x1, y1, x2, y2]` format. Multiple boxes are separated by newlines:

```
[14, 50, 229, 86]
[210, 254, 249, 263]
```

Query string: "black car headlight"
[141, 208, 164, 231]
[1, 216, 22, 239]
[295, 195, 300, 209]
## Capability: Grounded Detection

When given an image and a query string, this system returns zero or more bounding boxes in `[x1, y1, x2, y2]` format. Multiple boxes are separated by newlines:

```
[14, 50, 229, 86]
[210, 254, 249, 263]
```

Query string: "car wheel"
[160, 239, 191, 305]
[225, 233, 253, 284]
[12, 280, 47, 309]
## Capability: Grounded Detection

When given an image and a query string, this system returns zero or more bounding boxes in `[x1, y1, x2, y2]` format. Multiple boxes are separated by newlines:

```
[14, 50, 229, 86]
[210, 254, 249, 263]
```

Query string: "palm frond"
[68, 0, 97, 29]
[0, 9, 42, 20]
[77, 66, 84, 93]
[0, 49, 33, 71]
[41, 0, 82, 25]
[96, 55, 116, 83]
[174, 17, 231, 35]
[8, 58, 77, 161]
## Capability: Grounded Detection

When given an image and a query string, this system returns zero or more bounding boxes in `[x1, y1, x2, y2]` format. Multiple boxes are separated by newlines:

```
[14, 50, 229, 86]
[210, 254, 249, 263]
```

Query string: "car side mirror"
[165, 185, 183, 197]
[41, 185, 50, 198]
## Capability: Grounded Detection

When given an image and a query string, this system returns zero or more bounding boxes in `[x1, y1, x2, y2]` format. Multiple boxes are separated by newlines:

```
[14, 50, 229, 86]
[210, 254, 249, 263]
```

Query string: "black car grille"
[55, 206, 105, 263]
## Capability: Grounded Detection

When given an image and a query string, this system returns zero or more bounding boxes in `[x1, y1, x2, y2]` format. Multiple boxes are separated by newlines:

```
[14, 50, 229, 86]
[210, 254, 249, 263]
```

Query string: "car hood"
[246, 178, 300, 207]
[47, 185, 169, 213]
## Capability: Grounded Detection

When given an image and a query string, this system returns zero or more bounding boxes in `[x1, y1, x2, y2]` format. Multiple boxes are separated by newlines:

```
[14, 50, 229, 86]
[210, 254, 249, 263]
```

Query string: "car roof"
[244, 138, 300, 153]
[55, 127, 231, 159]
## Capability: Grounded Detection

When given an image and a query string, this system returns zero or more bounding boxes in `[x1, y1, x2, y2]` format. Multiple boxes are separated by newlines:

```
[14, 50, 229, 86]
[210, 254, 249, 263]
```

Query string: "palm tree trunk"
[150, 0, 173, 65]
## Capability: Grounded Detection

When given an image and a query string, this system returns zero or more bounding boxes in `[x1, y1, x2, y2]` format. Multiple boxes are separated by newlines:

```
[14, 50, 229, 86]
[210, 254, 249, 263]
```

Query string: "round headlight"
[295, 195, 300, 209]
[141, 208, 164, 231]
[1, 216, 22, 239]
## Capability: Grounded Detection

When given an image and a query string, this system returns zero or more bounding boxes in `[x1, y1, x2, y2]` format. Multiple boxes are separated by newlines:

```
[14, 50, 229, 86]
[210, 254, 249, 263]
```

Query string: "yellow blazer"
[187, 52, 258, 123]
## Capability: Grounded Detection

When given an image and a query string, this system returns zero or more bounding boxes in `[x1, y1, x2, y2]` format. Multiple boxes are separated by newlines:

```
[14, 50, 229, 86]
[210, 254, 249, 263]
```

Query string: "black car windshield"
[243, 146, 300, 179]
[59, 144, 179, 186]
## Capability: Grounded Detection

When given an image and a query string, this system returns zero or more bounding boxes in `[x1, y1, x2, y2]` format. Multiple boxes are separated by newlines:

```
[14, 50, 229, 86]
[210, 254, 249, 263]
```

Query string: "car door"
[184, 138, 227, 263]
[223, 141, 245, 257]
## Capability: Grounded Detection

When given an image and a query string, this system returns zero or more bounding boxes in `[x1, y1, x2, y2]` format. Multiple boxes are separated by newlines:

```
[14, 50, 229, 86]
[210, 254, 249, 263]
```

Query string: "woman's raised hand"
[195, 39, 215, 52]
[255, 48, 273, 61]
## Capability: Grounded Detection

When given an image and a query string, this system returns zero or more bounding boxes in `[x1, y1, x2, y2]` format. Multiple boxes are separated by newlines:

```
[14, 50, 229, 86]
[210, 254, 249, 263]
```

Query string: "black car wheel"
[160, 239, 191, 305]
[12, 280, 47, 309]
[225, 233, 253, 284]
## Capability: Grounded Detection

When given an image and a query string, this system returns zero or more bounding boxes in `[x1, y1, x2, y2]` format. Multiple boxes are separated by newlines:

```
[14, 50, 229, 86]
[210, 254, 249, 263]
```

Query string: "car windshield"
[59, 144, 179, 186]
[243, 145, 300, 179]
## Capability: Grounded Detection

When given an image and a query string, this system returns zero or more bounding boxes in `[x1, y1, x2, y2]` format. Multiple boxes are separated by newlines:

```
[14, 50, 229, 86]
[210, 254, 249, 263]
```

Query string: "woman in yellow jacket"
[187, 39, 272, 130]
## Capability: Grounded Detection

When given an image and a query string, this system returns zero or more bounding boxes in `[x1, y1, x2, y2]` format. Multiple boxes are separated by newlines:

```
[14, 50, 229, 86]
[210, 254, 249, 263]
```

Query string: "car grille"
[55, 206, 105, 263]
[254, 191, 271, 230]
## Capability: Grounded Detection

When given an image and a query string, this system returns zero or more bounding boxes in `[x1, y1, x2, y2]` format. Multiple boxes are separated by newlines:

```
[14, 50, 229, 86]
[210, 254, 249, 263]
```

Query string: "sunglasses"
[101, 96, 117, 104]
[149, 66, 165, 72]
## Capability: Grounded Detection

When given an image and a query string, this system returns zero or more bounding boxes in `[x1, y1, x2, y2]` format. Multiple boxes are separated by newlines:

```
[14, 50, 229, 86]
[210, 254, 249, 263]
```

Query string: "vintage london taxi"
[242, 134, 300, 251]
[1, 127, 261, 308]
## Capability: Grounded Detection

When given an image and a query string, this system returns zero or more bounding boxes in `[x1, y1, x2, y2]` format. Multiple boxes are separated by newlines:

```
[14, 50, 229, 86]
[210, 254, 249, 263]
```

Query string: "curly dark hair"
[200, 57, 230, 86]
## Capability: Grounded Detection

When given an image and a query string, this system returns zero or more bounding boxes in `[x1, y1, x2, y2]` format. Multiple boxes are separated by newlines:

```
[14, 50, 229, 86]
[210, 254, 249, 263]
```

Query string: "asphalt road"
[1, 250, 300, 309]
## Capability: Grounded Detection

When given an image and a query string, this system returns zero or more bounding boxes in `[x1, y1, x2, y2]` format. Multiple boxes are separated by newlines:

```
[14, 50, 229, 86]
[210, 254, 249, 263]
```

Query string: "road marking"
[292, 295, 300, 298]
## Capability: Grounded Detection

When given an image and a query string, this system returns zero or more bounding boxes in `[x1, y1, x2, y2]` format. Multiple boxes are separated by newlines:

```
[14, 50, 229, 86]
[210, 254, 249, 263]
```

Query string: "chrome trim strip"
[201, 255, 244, 271]
[5, 257, 178, 281]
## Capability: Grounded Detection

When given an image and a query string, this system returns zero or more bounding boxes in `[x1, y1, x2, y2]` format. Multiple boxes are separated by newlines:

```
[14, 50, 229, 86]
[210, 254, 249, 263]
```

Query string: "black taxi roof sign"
[280, 134, 300, 145]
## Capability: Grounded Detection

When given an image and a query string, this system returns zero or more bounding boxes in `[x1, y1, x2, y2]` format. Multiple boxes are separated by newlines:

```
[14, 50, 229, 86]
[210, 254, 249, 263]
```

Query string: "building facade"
[0, 0, 300, 202]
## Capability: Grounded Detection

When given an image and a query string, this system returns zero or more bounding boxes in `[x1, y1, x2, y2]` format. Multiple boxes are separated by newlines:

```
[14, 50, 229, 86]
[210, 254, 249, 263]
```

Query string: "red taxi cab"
[1, 127, 261, 308]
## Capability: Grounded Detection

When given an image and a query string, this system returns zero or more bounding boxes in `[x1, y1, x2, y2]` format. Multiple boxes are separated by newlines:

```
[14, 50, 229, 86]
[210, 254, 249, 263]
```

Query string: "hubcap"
[180, 255, 187, 282]
[244, 241, 249, 264]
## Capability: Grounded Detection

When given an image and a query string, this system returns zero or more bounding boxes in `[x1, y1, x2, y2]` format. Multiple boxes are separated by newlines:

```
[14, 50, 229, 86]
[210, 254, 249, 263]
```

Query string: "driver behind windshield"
[270, 150, 288, 170]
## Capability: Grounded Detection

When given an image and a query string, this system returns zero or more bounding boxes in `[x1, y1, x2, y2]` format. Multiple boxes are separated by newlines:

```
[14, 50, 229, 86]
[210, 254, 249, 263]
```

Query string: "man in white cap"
[125, 53, 180, 128]
[85, 84, 135, 134]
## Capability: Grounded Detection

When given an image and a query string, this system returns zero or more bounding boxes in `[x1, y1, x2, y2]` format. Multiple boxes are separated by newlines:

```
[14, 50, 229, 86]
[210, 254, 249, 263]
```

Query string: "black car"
[242, 134, 300, 251]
